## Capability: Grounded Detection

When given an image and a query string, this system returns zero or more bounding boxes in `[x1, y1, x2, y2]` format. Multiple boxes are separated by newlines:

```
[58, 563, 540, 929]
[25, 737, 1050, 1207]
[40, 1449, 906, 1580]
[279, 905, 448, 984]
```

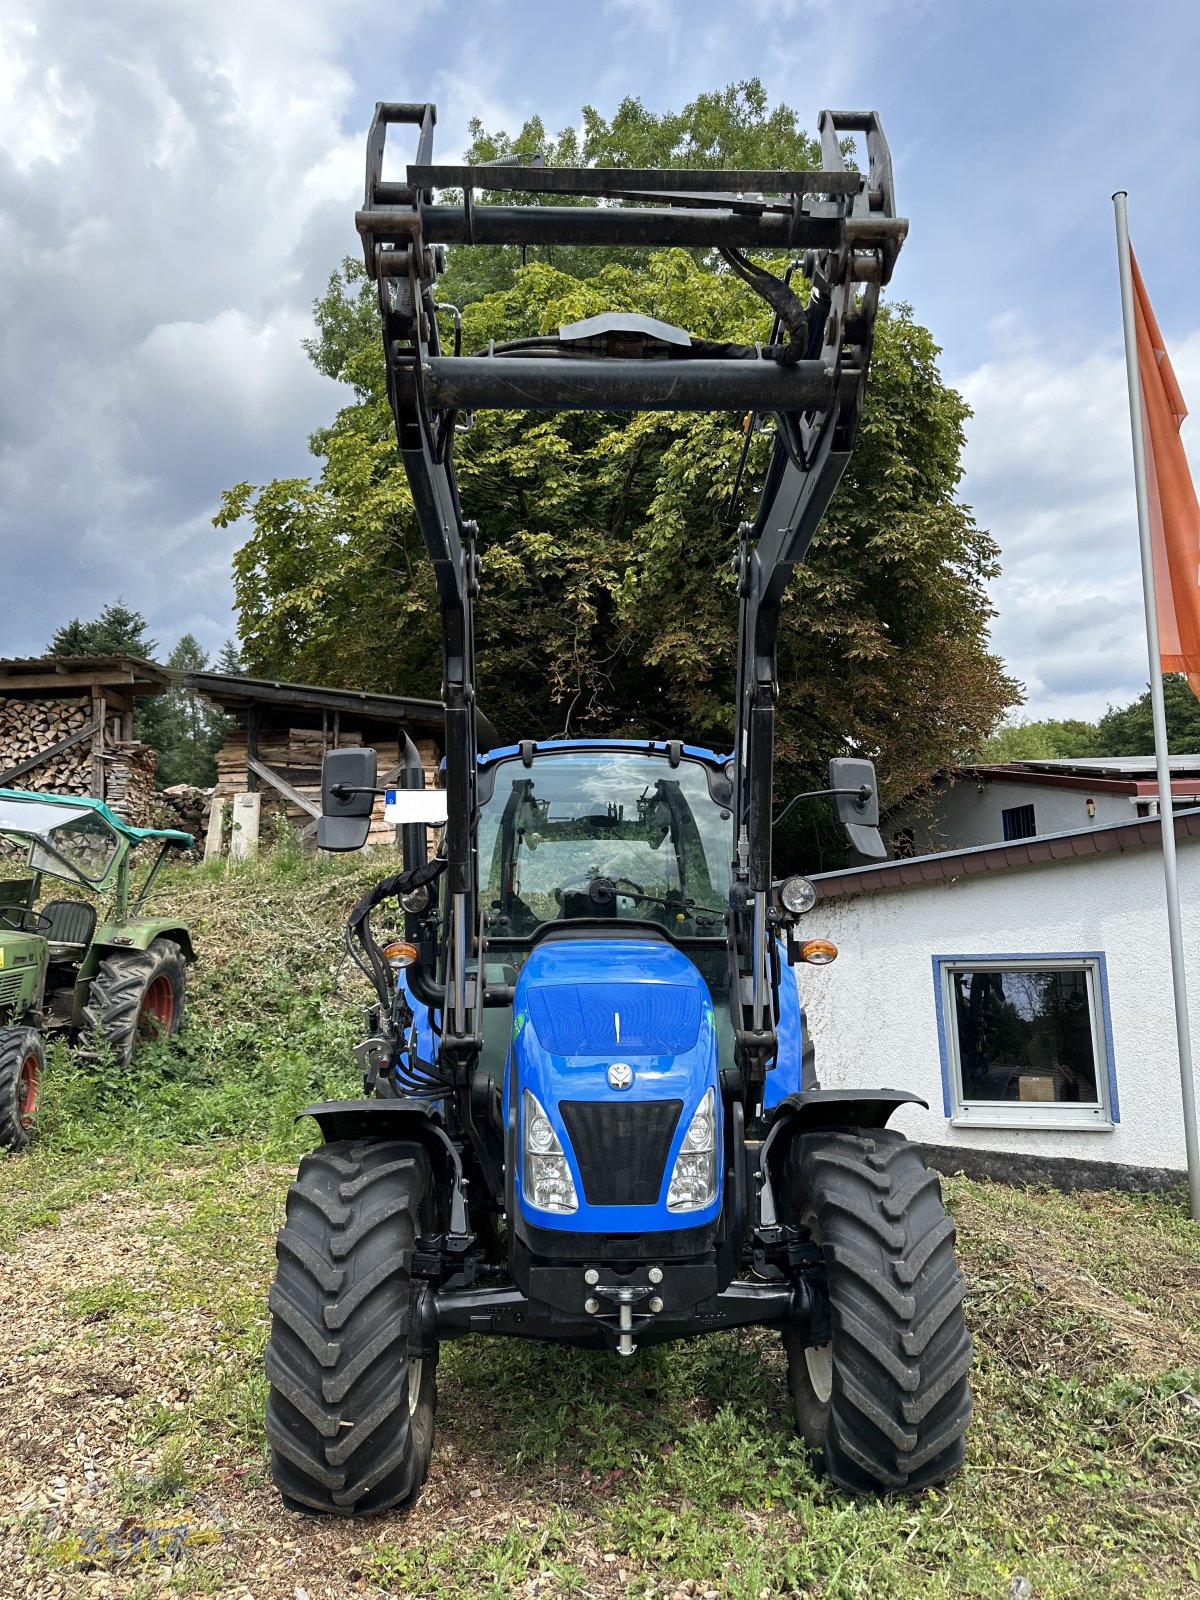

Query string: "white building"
[888, 756, 1200, 856]
[797, 806, 1200, 1187]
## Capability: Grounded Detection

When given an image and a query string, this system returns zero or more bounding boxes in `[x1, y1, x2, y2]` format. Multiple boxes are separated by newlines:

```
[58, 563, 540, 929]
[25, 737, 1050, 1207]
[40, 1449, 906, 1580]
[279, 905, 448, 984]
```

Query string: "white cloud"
[954, 322, 1200, 721]
[0, 0, 388, 660]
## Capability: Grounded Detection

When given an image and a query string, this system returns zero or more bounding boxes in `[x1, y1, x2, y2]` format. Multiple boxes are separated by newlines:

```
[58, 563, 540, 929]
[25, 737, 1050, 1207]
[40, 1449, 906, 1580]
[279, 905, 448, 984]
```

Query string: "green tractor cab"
[0, 788, 196, 1151]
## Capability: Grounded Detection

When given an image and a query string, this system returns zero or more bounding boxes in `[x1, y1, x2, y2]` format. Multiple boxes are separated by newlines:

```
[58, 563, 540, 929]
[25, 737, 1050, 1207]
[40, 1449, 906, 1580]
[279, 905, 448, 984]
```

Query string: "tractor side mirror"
[828, 757, 887, 861]
[318, 747, 378, 852]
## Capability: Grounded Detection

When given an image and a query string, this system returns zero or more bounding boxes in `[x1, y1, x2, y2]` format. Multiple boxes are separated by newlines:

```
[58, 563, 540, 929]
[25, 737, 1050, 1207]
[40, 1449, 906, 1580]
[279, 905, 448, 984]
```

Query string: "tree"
[43, 607, 230, 786]
[977, 717, 1100, 762]
[216, 85, 1018, 858]
[213, 638, 245, 676]
[47, 600, 156, 660]
[154, 635, 228, 788]
[45, 600, 170, 751]
[1095, 675, 1200, 756]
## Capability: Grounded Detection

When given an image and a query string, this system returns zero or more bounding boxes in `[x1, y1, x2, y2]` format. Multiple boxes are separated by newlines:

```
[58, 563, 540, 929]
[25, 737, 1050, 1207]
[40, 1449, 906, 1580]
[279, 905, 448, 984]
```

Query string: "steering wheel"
[587, 875, 646, 908]
[0, 906, 53, 936]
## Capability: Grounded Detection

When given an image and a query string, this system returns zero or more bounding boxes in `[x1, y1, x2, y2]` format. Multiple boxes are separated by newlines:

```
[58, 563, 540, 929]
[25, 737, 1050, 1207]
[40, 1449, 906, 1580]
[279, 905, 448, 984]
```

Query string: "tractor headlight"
[666, 1087, 718, 1212]
[780, 876, 817, 915]
[399, 883, 431, 915]
[523, 1090, 578, 1213]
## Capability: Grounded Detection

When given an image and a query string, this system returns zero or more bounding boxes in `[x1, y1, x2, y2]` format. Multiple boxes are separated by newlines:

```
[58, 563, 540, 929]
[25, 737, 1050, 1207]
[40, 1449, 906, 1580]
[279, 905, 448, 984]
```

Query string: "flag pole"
[1113, 190, 1200, 1220]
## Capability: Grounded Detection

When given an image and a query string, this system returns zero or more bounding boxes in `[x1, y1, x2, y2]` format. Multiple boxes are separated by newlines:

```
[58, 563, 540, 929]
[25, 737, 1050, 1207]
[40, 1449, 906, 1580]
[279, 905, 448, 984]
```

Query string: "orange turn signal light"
[382, 939, 420, 970]
[799, 938, 838, 965]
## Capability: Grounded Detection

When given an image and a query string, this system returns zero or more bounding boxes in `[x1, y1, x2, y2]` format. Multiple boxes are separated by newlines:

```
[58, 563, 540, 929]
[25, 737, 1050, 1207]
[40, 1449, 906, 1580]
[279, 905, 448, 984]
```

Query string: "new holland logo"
[607, 1062, 634, 1090]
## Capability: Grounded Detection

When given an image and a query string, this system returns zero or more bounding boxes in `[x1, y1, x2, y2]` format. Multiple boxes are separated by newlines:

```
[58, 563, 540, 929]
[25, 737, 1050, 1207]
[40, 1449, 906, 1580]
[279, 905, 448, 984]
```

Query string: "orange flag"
[1132, 251, 1200, 699]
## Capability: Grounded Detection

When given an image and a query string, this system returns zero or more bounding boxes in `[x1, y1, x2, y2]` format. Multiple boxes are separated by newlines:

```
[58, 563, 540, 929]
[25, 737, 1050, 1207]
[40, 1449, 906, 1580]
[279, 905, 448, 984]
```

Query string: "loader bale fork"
[264, 97, 972, 1511]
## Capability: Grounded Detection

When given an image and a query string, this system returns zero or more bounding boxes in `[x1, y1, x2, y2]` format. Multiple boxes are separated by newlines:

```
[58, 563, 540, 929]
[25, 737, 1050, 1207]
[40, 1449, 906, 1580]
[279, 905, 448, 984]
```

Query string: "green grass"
[2, 847, 1200, 1599]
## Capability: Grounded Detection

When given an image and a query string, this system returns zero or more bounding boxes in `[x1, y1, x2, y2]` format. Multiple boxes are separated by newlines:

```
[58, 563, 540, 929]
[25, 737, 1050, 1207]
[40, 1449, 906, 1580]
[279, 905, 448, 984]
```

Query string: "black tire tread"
[785, 1129, 973, 1492]
[264, 1138, 437, 1515]
[0, 1025, 43, 1152]
[79, 937, 186, 1064]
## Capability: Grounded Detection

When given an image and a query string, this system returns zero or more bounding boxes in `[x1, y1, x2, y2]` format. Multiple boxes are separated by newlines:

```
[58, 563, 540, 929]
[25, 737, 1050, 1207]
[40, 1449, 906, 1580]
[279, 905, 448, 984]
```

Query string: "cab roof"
[0, 788, 194, 849]
[478, 738, 731, 769]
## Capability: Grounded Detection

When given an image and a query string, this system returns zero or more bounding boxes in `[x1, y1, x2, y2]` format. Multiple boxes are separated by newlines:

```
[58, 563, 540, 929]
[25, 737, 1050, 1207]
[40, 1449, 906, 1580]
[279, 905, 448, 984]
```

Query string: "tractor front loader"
[264, 103, 972, 1514]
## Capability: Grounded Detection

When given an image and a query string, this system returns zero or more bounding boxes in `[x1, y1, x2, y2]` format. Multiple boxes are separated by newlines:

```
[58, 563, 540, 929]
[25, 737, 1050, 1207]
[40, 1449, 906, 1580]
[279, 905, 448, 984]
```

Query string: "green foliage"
[979, 717, 1101, 762]
[28, 850, 371, 1159]
[213, 637, 245, 676]
[47, 599, 157, 660]
[44, 604, 238, 789]
[45, 599, 172, 754]
[153, 635, 228, 788]
[978, 676, 1200, 763]
[436, 80, 824, 307]
[1096, 674, 1200, 755]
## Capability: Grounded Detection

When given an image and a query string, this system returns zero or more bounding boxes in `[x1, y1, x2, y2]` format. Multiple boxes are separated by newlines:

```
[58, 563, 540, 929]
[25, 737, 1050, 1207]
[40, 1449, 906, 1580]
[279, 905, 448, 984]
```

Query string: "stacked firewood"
[0, 695, 94, 793]
[156, 784, 211, 841]
[104, 742, 158, 826]
[211, 721, 440, 848]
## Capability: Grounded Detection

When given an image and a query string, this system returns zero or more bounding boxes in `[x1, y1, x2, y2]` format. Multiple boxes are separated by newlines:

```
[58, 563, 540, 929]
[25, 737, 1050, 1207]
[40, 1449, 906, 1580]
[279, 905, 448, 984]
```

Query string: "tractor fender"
[757, 1088, 928, 1229]
[298, 1099, 469, 1236]
[72, 922, 197, 1024]
[97, 920, 196, 960]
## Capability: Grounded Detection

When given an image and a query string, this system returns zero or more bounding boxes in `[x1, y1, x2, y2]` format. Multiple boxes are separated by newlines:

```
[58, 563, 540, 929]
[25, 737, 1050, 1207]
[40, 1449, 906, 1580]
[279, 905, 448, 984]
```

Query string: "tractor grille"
[0, 970, 27, 1010]
[528, 984, 701, 1056]
[560, 1099, 683, 1207]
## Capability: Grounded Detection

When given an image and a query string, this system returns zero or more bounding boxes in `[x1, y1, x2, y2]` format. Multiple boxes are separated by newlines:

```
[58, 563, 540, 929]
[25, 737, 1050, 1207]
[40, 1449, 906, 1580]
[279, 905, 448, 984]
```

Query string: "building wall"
[890, 777, 1134, 855]
[795, 841, 1198, 1174]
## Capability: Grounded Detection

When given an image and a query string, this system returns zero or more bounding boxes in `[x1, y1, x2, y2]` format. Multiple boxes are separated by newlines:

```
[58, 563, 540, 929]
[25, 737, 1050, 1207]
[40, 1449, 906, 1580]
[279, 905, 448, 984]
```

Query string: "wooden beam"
[204, 800, 226, 862]
[245, 706, 260, 793]
[245, 754, 320, 818]
[91, 688, 106, 800]
[0, 668, 140, 693]
[0, 719, 99, 786]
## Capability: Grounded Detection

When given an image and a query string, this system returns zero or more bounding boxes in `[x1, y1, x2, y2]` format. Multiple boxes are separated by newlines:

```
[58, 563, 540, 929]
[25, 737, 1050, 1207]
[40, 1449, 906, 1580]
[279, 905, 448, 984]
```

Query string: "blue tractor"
[264, 103, 973, 1513]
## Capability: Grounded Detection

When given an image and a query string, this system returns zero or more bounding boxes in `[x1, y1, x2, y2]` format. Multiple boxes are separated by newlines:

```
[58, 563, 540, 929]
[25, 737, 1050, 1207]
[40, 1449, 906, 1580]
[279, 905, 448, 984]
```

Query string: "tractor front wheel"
[780, 1128, 973, 1492]
[264, 1140, 438, 1515]
[0, 1026, 45, 1151]
[80, 938, 186, 1064]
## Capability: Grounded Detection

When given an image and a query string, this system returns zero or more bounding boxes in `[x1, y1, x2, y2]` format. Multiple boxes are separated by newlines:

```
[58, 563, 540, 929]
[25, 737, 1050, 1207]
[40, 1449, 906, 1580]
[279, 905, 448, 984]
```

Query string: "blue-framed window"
[932, 953, 1118, 1130]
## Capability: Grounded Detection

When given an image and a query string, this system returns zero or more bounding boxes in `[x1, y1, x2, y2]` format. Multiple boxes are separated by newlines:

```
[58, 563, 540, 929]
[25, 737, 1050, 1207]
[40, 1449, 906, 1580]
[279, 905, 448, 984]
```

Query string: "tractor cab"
[478, 744, 734, 1269]
[478, 740, 731, 938]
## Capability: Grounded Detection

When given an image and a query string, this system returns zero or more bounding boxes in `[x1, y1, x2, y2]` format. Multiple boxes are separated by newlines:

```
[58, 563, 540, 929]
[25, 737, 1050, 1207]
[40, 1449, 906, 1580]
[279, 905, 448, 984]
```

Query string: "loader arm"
[361, 101, 906, 1123]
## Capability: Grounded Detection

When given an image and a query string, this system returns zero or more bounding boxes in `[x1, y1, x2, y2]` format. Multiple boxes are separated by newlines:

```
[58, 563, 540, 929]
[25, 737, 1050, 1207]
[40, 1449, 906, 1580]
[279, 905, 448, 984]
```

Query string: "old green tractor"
[0, 788, 196, 1150]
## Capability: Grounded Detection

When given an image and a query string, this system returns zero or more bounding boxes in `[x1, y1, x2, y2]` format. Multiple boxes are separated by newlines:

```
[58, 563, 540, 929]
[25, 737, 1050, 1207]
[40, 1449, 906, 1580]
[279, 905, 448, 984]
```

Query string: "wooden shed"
[0, 655, 171, 825]
[186, 672, 498, 849]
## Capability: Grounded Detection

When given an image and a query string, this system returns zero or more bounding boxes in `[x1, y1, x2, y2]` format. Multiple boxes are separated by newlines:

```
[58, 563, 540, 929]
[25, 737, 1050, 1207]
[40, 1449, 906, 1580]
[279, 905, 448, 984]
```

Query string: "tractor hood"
[507, 934, 721, 1233]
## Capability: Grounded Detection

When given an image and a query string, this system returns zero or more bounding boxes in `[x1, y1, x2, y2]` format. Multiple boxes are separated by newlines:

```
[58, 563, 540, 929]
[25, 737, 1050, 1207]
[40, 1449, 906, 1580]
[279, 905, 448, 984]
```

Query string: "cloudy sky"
[3, 0, 1198, 721]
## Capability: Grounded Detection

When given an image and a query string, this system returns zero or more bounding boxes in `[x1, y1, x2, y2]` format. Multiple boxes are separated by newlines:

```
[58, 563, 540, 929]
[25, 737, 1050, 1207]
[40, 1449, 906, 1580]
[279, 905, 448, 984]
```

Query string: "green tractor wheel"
[81, 938, 187, 1064]
[0, 1026, 45, 1152]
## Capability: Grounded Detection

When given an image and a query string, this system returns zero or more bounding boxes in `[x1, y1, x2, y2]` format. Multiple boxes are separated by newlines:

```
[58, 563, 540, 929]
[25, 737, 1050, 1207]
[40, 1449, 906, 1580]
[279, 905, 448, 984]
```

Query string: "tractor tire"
[0, 1026, 44, 1152]
[80, 938, 186, 1064]
[264, 1140, 438, 1516]
[779, 1128, 972, 1492]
